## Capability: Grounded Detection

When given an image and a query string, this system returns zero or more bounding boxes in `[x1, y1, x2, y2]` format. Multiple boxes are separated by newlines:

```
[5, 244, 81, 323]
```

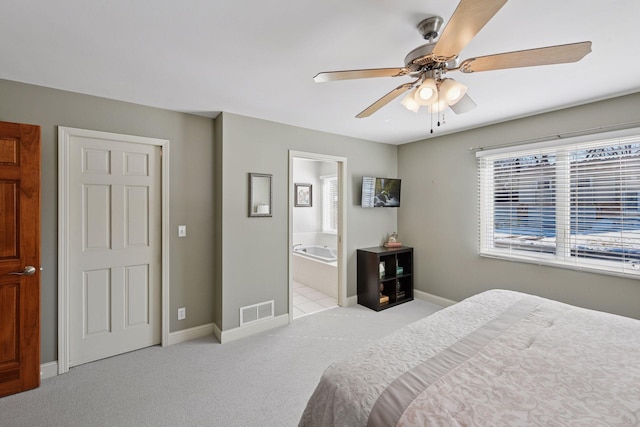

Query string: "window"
[478, 128, 640, 278]
[322, 176, 338, 233]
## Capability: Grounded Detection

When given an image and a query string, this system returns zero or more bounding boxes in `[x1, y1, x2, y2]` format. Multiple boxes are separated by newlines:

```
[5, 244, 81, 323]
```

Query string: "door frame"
[57, 127, 170, 374]
[288, 150, 347, 320]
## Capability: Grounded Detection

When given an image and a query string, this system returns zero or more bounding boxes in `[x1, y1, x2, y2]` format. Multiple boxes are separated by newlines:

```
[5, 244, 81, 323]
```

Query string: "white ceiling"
[1, 0, 639, 145]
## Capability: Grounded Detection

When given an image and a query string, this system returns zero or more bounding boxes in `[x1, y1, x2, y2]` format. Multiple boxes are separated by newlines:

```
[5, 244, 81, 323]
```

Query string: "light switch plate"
[178, 225, 187, 237]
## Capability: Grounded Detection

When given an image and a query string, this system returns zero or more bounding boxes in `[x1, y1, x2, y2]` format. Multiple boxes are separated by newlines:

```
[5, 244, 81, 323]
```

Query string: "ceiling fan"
[313, 0, 592, 120]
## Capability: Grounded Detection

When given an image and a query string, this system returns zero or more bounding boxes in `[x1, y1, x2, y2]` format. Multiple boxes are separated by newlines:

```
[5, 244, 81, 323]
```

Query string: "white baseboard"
[39, 324, 216, 380]
[213, 322, 222, 343]
[40, 361, 59, 380]
[219, 314, 289, 344]
[414, 290, 457, 307]
[167, 323, 215, 346]
[343, 295, 357, 306]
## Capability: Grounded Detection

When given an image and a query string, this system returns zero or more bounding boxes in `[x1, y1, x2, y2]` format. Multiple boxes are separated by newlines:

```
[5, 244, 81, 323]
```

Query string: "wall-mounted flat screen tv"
[361, 177, 401, 208]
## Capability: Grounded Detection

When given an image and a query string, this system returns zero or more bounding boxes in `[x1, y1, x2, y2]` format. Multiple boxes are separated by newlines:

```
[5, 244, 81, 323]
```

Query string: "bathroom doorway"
[289, 151, 347, 320]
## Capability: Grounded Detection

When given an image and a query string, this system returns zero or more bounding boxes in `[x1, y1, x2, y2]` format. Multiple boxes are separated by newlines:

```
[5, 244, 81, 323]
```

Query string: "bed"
[298, 289, 640, 426]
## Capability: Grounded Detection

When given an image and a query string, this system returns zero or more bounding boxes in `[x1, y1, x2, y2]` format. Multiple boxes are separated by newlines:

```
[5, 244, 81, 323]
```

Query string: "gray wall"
[6, 75, 637, 364]
[0, 79, 216, 363]
[217, 112, 398, 330]
[398, 92, 640, 320]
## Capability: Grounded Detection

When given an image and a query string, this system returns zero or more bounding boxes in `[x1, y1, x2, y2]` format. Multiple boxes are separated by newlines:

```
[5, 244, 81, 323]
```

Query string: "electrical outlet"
[177, 307, 186, 320]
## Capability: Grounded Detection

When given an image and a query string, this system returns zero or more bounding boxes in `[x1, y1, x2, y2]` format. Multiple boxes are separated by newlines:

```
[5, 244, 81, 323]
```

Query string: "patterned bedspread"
[298, 289, 640, 426]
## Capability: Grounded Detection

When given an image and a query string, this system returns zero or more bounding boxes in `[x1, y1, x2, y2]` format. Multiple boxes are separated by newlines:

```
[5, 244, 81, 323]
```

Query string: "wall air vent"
[240, 300, 274, 327]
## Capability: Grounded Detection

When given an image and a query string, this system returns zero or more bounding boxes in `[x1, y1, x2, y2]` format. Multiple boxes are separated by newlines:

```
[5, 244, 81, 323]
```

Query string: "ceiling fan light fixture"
[427, 99, 449, 113]
[401, 88, 421, 113]
[414, 78, 438, 105]
[440, 78, 467, 106]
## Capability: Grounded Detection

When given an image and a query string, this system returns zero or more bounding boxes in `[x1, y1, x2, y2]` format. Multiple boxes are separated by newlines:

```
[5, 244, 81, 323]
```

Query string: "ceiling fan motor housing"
[404, 44, 459, 73]
[405, 16, 461, 73]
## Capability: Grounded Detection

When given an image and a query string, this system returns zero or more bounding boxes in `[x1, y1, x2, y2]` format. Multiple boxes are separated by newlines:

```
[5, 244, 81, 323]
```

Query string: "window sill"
[479, 250, 640, 280]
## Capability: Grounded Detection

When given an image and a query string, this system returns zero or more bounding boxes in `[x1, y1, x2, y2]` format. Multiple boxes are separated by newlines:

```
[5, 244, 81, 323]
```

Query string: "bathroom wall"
[292, 158, 322, 234]
[292, 158, 338, 247]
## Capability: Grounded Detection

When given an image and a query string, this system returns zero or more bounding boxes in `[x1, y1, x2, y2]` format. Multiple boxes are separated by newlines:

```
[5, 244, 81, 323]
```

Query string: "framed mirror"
[248, 173, 272, 217]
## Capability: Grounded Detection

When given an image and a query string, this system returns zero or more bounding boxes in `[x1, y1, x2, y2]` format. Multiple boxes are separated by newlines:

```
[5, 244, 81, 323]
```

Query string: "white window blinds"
[322, 176, 338, 233]
[478, 128, 640, 278]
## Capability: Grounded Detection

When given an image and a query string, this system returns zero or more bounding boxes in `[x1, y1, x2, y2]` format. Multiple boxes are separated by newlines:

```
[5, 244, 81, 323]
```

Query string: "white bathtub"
[292, 245, 338, 298]
[293, 245, 337, 262]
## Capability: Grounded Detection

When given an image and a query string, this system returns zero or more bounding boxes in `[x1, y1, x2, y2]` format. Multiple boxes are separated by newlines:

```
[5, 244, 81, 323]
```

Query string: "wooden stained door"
[0, 121, 40, 397]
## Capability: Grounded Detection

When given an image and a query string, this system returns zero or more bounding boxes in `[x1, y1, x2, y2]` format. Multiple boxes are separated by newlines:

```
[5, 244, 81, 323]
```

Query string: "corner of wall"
[214, 114, 224, 328]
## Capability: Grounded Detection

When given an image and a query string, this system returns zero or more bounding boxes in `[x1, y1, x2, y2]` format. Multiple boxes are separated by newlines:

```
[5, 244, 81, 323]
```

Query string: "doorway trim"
[288, 151, 347, 320]
[57, 127, 170, 374]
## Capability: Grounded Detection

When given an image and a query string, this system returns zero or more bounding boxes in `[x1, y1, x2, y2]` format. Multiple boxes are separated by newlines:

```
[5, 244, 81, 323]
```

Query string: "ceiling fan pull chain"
[430, 110, 434, 134]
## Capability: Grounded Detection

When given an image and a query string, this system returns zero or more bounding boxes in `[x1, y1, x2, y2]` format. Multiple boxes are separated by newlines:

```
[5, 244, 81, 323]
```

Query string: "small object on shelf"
[384, 232, 402, 248]
[396, 266, 404, 275]
[379, 262, 385, 279]
[379, 295, 389, 304]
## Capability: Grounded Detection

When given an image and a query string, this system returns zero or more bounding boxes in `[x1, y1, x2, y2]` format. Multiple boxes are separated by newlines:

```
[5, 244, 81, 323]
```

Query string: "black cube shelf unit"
[357, 246, 413, 311]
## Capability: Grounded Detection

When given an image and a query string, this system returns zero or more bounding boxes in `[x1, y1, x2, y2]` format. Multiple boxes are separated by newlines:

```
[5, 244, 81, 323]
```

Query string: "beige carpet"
[0, 300, 441, 427]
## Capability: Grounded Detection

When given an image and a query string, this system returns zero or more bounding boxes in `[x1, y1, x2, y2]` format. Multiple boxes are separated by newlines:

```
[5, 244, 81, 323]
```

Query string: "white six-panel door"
[68, 136, 161, 366]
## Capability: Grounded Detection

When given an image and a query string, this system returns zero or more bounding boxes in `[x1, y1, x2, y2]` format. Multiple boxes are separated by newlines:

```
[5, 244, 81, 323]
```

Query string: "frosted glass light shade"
[400, 88, 420, 113]
[414, 78, 438, 105]
[440, 78, 467, 105]
[427, 99, 448, 113]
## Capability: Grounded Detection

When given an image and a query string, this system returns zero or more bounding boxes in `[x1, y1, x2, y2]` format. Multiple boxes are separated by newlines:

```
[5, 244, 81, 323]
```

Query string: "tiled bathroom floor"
[293, 281, 338, 319]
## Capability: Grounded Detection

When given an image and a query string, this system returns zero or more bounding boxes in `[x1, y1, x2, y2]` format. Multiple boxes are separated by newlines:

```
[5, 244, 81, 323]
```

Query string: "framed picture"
[295, 183, 312, 207]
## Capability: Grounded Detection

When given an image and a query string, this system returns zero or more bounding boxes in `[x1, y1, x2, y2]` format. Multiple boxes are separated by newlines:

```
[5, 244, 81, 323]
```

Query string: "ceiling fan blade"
[314, 68, 409, 82]
[432, 0, 507, 60]
[449, 93, 477, 114]
[356, 83, 414, 118]
[459, 41, 592, 73]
